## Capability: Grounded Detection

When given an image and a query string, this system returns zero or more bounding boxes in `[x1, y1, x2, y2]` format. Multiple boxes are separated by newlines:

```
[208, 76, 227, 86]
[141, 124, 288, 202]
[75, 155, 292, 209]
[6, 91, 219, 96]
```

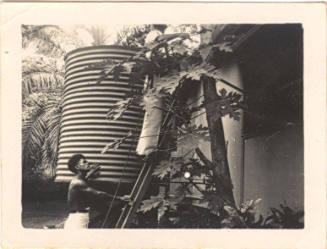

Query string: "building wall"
[243, 125, 304, 215]
[186, 25, 303, 213]
[191, 59, 304, 214]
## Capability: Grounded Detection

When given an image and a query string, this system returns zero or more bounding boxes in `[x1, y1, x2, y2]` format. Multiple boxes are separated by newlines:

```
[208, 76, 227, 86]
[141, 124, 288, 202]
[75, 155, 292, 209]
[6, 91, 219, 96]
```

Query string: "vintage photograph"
[21, 23, 304, 229]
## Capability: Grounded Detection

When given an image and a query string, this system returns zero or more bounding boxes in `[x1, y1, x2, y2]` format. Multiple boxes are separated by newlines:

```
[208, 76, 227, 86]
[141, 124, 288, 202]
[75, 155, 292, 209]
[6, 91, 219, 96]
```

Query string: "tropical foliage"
[22, 24, 303, 228]
[95, 25, 249, 227]
[22, 92, 62, 180]
[22, 24, 130, 181]
[22, 55, 64, 98]
[263, 204, 304, 228]
[22, 25, 63, 182]
[22, 25, 68, 57]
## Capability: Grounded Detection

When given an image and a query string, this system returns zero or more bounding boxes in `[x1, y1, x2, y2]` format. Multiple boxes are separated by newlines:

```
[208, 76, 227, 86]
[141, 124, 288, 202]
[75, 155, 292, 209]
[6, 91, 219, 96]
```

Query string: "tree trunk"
[201, 75, 235, 207]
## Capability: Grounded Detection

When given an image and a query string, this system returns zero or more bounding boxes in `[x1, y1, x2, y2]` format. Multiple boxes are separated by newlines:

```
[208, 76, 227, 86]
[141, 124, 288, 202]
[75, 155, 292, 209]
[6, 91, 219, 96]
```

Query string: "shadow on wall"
[243, 125, 304, 216]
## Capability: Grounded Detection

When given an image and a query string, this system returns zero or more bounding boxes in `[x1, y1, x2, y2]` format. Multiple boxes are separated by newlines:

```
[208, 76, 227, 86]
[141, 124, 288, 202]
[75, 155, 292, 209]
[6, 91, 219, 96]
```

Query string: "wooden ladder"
[115, 154, 157, 228]
[115, 96, 176, 228]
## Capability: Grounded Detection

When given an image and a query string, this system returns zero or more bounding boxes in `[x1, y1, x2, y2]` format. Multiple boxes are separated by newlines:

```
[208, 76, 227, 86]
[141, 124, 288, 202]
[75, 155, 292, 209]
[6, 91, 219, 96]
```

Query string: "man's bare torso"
[67, 177, 90, 211]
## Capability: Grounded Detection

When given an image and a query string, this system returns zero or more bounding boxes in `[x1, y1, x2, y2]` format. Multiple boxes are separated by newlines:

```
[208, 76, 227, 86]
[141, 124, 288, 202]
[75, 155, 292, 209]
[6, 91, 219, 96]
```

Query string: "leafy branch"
[92, 26, 250, 227]
[106, 97, 142, 120]
[101, 130, 133, 154]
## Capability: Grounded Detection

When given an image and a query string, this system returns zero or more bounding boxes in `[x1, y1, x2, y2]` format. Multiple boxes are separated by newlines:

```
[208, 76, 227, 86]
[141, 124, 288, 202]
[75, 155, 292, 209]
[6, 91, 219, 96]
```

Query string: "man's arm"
[83, 186, 115, 201]
[81, 185, 129, 202]
[71, 179, 130, 203]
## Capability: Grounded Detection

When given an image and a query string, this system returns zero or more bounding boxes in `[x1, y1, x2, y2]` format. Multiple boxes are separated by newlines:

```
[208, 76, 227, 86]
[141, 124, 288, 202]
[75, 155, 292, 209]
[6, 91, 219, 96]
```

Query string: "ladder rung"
[115, 155, 155, 228]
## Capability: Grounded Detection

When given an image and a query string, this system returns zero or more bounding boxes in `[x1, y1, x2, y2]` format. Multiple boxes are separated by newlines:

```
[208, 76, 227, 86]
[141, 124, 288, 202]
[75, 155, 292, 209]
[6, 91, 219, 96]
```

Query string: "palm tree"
[22, 25, 84, 57]
[22, 55, 64, 98]
[21, 24, 152, 181]
[22, 93, 62, 181]
[22, 25, 66, 181]
[21, 24, 113, 181]
[115, 25, 152, 48]
[81, 25, 111, 46]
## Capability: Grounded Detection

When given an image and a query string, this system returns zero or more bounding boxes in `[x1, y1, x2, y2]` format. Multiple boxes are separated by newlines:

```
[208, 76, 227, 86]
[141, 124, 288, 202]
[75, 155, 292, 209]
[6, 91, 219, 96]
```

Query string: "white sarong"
[64, 212, 89, 229]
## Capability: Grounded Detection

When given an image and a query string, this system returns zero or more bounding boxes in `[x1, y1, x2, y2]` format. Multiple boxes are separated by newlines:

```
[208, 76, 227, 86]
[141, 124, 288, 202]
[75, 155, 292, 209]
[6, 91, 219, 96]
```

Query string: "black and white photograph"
[21, 23, 304, 229]
[1, 2, 326, 249]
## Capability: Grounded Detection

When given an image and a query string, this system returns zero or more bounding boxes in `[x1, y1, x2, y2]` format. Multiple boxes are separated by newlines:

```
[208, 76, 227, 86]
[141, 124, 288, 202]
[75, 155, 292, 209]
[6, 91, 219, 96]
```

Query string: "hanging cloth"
[136, 93, 163, 155]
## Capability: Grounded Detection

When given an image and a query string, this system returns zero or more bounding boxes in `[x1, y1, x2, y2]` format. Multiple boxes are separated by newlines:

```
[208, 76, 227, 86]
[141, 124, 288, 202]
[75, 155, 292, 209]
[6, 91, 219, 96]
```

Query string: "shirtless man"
[64, 154, 128, 229]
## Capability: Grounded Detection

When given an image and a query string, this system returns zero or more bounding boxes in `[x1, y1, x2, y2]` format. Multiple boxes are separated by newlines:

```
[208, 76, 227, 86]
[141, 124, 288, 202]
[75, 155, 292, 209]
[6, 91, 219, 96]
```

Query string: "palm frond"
[22, 25, 83, 57]
[23, 72, 64, 97]
[22, 56, 63, 75]
[87, 26, 110, 46]
[22, 56, 64, 97]
[22, 110, 48, 164]
[22, 25, 66, 57]
[22, 93, 63, 180]
[41, 107, 62, 170]
[115, 25, 151, 48]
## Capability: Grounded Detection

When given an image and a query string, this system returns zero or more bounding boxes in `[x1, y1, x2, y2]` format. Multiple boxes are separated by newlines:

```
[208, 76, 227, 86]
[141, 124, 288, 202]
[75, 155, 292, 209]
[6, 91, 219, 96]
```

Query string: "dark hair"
[68, 154, 85, 174]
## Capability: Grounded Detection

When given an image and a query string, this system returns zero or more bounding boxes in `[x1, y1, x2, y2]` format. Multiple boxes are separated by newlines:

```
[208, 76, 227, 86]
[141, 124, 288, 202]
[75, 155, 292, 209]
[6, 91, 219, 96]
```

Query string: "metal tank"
[55, 46, 144, 183]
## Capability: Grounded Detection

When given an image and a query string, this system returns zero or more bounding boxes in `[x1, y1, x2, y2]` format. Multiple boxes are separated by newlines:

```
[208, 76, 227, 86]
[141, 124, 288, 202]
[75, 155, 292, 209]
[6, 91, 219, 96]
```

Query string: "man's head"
[68, 154, 87, 174]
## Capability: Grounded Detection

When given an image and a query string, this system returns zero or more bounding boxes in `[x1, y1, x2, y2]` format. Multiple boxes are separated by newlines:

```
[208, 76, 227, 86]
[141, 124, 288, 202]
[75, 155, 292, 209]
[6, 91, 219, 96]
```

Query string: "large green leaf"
[175, 125, 210, 156]
[153, 158, 183, 180]
[138, 195, 164, 213]
[155, 74, 182, 95]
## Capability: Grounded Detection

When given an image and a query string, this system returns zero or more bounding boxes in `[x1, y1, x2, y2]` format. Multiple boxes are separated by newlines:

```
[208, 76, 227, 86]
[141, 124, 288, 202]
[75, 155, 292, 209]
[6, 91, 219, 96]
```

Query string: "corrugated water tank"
[55, 46, 144, 183]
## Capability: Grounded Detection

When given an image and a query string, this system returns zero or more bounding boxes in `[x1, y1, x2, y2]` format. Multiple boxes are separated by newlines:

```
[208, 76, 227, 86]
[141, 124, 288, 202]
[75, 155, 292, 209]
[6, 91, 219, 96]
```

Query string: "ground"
[22, 200, 68, 228]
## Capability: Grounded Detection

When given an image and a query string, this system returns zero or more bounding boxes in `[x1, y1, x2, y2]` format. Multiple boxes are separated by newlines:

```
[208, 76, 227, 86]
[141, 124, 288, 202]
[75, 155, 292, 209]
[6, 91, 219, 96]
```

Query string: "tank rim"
[64, 45, 140, 60]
